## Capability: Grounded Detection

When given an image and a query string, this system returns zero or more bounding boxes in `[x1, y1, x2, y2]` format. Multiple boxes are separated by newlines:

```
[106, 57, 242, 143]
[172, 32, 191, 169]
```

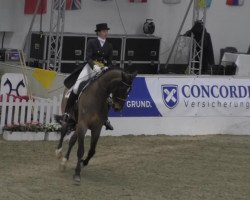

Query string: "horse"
[55, 68, 137, 183]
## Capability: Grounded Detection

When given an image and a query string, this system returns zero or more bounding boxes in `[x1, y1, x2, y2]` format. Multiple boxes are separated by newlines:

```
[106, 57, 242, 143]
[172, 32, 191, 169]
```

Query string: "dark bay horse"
[55, 68, 136, 183]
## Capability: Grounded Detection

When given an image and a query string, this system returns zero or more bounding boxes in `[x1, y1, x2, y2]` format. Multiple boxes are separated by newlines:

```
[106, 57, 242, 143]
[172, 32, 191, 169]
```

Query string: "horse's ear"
[122, 71, 137, 82]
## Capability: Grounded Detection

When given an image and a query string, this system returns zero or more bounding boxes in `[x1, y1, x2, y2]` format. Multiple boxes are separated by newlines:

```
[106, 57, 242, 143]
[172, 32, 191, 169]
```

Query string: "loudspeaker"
[30, 33, 46, 60]
[124, 63, 158, 74]
[87, 36, 122, 61]
[62, 35, 85, 61]
[159, 64, 187, 74]
[125, 37, 160, 61]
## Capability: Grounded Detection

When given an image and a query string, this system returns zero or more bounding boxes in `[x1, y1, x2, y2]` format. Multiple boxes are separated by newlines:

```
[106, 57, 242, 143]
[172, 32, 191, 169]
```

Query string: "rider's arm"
[107, 43, 113, 68]
[86, 40, 95, 69]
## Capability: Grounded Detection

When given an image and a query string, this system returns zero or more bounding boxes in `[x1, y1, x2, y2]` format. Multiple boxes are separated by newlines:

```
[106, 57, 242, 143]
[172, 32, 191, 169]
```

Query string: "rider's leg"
[61, 91, 78, 124]
[62, 64, 95, 123]
[63, 92, 78, 118]
[104, 119, 113, 130]
[73, 63, 95, 94]
[104, 97, 113, 130]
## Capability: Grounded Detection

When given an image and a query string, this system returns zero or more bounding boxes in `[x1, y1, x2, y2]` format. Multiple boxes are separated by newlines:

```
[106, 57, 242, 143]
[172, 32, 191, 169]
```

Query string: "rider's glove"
[102, 66, 108, 71]
[93, 65, 101, 73]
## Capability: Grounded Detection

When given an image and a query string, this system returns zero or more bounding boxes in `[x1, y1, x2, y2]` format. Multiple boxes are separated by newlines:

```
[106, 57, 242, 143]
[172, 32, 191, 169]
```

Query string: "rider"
[62, 23, 114, 130]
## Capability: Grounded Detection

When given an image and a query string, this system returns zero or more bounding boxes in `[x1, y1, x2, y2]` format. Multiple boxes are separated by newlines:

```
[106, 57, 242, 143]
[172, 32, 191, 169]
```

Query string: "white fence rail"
[0, 95, 62, 134]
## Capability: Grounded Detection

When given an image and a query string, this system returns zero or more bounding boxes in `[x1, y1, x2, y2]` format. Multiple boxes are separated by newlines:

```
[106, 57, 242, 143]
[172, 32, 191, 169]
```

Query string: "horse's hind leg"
[82, 126, 102, 167]
[55, 124, 70, 159]
[73, 124, 87, 183]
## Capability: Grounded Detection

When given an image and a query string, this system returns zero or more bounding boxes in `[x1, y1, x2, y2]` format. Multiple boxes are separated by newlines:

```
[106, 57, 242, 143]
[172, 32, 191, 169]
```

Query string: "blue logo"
[161, 84, 179, 109]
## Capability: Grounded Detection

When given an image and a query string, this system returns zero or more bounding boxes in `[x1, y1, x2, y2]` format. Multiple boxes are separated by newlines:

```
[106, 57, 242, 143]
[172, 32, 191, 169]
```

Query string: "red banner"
[24, 0, 47, 14]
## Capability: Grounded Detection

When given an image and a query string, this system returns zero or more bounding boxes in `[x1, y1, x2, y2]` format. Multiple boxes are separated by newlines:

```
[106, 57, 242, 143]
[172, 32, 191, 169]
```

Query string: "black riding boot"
[104, 119, 114, 130]
[104, 97, 114, 130]
[62, 92, 78, 122]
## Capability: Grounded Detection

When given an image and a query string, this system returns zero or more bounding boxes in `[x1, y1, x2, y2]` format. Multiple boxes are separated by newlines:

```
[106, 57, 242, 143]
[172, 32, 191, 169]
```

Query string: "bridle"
[114, 81, 132, 102]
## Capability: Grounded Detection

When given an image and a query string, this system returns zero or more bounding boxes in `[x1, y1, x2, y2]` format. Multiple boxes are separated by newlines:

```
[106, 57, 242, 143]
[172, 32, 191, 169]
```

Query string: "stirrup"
[60, 113, 76, 128]
[62, 113, 70, 122]
[104, 120, 113, 130]
[107, 97, 113, 106]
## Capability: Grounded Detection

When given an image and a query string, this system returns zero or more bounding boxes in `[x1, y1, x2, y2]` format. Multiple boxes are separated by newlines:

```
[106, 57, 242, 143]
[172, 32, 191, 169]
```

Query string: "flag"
[66, 0, 81, 10]
[226, 0, 244, 6]
[32, 68, 57, 89]
[53, 0, 81, 10]
[197, 0, 212, 8]
[24, 0, 47, 14]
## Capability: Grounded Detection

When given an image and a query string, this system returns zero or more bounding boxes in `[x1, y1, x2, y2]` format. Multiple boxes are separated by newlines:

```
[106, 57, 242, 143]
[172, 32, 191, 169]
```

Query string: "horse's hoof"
[59, 157, 67, 171]
[55, 148, 63, 159]
[80, 159, 85, 168]
[73, 175, 81, 184]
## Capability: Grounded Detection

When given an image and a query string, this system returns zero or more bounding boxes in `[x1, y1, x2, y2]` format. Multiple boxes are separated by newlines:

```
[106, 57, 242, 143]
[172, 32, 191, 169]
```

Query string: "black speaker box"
[62, 36, 85, 61]
[30, 33, 46, 60]
[124, 63, 158, 74]
[124, 38, 160, 61]
[159, 64, 187, 74]
[87, 37, 122, 61]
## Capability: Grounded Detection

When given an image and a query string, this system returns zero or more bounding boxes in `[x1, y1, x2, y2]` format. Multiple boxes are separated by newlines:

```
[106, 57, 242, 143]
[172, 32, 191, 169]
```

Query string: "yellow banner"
[198, 0, 206, 8]
[32, 68, 57, 89]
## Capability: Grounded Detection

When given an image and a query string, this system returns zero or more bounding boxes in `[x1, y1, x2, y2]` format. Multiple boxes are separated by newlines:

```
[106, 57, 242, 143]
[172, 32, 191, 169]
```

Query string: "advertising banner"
[109, 76, 250, 117]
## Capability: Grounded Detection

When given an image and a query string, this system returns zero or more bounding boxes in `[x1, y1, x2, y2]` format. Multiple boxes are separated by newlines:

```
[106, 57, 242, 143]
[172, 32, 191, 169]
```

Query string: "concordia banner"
[109, 76, 250, 117]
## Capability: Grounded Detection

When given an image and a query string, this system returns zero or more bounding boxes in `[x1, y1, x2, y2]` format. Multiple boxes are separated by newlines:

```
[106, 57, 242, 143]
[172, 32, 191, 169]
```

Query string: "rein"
[115, 96, 127, 102]
[121, 81, 131, 87]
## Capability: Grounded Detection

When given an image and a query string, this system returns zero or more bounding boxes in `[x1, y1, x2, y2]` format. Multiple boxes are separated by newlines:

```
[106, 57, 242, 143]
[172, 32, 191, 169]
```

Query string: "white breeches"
[72, 63, 97, 94]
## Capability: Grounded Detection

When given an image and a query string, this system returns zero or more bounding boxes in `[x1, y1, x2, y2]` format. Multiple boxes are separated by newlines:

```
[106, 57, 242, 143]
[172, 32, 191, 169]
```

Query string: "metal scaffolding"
[46, 0, 66, 71]
[164, 0, 208, 75]
[188, 0, 207, 75]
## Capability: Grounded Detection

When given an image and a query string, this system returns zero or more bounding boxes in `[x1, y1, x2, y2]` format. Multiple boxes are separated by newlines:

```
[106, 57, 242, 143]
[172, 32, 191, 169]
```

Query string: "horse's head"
[112, 71, 137, 111]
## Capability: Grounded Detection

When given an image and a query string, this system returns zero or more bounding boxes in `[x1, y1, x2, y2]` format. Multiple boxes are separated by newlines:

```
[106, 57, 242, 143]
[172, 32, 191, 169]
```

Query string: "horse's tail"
[54, 114, 63, 125]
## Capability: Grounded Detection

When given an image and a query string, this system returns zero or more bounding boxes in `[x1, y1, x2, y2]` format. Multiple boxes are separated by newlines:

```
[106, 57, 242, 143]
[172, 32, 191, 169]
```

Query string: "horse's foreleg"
[55, 124, 70, 159]
[65, 132, 77, 160]
[83, 126, 102, 167]
[73, 125, 87, 183]
[60, 131, 77, 171]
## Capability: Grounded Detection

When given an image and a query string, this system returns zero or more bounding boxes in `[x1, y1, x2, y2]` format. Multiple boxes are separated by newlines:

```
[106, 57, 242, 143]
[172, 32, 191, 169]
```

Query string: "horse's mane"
[101, 67, 124, 74]
[79, 68, 124, 95]
[92, 67, 124, 81]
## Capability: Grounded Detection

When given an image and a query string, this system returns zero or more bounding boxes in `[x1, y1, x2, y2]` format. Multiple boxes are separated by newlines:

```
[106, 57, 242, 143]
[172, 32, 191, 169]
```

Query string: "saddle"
[64, 64, 86, 89]
[64, 63, 106, 92]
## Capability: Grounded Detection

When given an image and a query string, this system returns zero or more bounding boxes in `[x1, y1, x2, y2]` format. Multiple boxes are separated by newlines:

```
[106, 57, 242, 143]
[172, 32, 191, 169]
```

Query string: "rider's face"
[97, 30, 108, 39]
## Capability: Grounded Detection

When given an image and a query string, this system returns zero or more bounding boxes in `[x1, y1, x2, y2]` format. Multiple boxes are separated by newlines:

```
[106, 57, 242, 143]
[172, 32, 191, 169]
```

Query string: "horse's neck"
[98, 70, 122, 94]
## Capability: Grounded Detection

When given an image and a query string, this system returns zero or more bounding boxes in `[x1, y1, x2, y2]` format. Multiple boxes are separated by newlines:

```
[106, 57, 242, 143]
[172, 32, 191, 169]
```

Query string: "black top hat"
[95, 23, 110, 32]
